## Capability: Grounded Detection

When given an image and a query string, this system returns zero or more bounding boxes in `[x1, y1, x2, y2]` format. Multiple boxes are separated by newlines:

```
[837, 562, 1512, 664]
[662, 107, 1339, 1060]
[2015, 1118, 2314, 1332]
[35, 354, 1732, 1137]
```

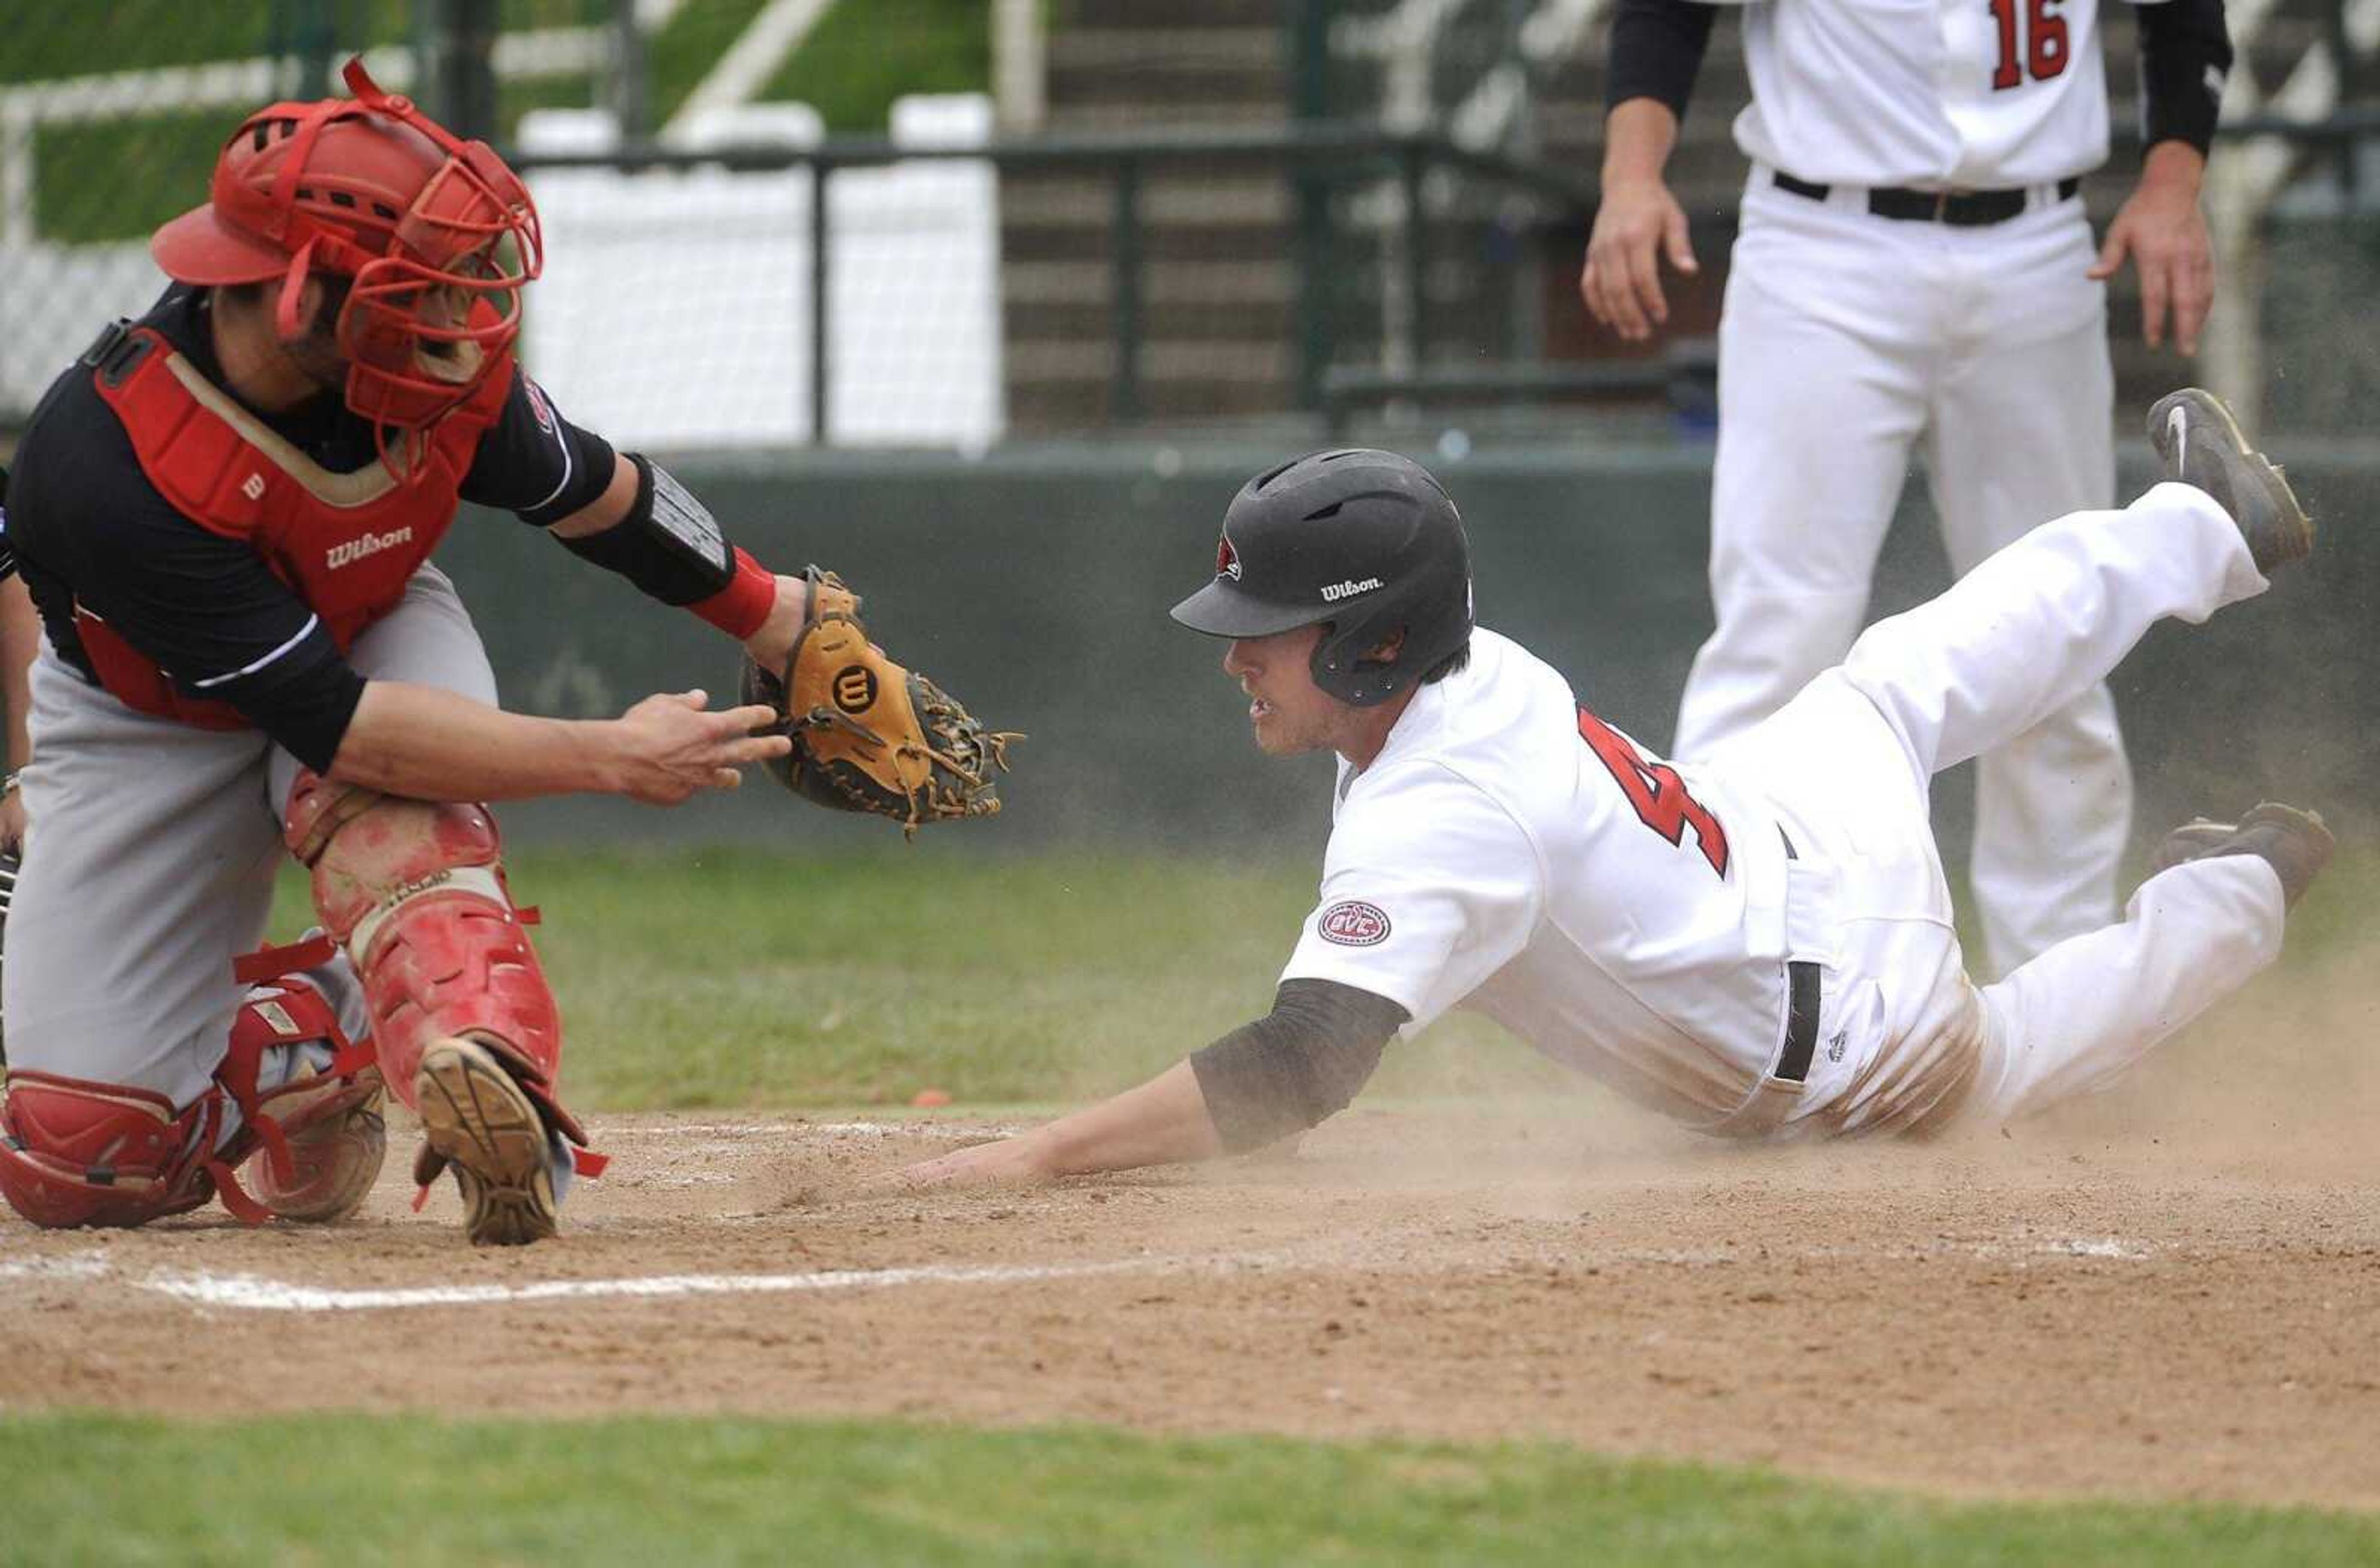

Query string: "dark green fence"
[441, 443, 2380, 866]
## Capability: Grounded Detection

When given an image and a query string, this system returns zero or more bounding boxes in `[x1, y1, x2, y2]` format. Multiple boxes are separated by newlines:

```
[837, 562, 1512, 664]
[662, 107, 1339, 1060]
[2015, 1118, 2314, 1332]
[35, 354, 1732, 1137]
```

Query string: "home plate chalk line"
[3, 1248, 1299, 1315]
[2, 1223, 2156, 1315]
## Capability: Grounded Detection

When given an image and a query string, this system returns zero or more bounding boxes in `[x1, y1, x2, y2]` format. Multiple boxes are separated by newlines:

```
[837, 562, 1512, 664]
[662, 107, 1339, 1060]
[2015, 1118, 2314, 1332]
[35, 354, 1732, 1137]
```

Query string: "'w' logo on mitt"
[740, 567, 1018, 836]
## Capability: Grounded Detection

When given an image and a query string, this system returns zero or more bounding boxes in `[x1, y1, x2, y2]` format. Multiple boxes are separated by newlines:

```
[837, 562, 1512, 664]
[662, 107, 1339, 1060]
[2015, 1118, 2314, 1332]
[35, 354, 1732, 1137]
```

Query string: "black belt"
[1776, 830, 1820, 1085]
[1772, 169, 2080, 227]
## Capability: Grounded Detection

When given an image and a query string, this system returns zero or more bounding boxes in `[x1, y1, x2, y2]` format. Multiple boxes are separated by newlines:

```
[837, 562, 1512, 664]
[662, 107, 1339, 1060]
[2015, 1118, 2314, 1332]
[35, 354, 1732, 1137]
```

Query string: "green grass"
[2, 3, 280, 85]
[759, 0, 990, 131]
[266, 847, 1568, 1112]
[22, 1, 986, 240]
[255, 835, 2377, 1117]
[37, 110, 252, 245]
[2, 1, 600, 84]
[3, 1412, 2371, 1566]
[644, 0, 775, 125]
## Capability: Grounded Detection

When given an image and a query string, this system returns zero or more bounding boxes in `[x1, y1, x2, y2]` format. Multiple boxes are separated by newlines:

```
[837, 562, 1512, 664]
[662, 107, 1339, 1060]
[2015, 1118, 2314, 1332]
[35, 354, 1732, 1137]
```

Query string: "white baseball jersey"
[1279, 627, 1796, 1122]
[1279, 488, 2289, 1140]
[1732, 0, 2170, 187]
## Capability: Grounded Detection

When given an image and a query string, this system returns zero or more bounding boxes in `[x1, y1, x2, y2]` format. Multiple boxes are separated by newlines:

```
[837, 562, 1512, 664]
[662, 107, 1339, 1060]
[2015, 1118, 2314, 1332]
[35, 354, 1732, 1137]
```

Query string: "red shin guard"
[283, 773, 583, 1146]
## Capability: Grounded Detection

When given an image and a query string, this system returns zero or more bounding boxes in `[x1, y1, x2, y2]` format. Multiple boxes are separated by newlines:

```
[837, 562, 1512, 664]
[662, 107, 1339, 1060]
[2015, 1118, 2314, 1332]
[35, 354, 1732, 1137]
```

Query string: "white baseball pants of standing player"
[4, 565, 490, 1132]
[1709, 482, 2281, 1135]
[1677, 170, 2127, 981]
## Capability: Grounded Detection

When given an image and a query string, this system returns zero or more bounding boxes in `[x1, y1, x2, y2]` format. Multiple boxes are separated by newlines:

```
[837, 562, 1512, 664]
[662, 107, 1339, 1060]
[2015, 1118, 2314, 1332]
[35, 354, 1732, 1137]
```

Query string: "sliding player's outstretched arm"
[892, 980, 1408, 1189]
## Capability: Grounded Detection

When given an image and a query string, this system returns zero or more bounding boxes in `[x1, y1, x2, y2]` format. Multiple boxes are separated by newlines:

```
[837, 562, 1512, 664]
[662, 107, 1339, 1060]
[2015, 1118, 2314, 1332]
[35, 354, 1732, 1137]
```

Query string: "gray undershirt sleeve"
[1188, 978, 1411, 1153]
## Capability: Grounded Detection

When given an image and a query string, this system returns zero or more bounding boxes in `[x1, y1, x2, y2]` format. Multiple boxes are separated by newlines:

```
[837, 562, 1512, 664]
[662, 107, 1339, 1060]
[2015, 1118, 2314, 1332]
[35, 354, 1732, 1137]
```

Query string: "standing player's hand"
[1581, 176, 1699, 341]
[610, 689, 790, 804]
[2089, 142, 2215, 356]
[0, 788, 24, 858]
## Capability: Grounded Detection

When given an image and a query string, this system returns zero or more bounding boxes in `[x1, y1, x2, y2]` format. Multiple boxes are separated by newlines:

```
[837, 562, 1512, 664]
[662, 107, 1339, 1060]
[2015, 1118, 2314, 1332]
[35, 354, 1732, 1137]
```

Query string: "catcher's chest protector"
[82, 325, 509, 728]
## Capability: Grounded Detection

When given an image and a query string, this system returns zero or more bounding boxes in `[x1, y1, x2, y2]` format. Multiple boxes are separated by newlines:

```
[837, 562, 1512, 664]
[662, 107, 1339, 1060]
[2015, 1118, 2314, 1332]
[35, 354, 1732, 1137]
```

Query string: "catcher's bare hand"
[1581, 175, 1698, 342]
[613, 689, 791, 804]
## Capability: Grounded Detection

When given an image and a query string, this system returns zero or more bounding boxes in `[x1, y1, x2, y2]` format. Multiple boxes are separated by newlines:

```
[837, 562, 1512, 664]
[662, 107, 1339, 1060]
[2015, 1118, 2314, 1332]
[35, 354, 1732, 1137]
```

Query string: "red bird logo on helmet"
[1216, 536, 1243, 582]
[148, 59, 542, 480]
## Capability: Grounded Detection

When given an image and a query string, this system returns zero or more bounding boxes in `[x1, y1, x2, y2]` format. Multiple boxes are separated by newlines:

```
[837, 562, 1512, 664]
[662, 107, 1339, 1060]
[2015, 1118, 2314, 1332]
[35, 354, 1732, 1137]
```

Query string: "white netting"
[518, 94, 1003, 453]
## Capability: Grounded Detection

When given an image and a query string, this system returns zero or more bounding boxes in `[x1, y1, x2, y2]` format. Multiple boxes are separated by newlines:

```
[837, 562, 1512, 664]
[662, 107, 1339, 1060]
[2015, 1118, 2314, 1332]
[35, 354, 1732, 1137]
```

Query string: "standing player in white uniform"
[1581, 0, 2234, 977]
[893, 415, 2325, 1185]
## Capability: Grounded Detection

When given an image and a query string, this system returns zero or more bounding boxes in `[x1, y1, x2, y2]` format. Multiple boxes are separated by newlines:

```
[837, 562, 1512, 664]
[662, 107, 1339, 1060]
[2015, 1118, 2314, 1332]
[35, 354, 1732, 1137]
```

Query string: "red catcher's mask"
[150, 59, 542, 480]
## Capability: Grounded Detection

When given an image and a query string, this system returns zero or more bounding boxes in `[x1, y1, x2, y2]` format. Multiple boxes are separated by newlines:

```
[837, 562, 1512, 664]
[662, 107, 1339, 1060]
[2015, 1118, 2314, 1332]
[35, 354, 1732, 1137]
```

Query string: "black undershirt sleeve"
[67, 522, 363, 774]
[1189, 979, 1411, 1153]
[2136, 0, 2231, 155]
[1606, 0, 1720, 121]
[459, 366, 619, 528]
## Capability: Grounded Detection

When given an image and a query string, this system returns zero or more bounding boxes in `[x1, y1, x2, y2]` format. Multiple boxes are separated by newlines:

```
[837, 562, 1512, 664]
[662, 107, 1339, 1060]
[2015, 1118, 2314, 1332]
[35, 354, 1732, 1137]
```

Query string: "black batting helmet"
[1170, 449, 1473, 707]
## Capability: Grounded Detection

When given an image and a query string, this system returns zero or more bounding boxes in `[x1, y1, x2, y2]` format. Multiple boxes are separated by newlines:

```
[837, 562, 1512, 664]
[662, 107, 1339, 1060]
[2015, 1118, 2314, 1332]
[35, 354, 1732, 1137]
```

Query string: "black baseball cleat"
[2147, 802, 2335, 909]
[2146, 389, 2313, 573]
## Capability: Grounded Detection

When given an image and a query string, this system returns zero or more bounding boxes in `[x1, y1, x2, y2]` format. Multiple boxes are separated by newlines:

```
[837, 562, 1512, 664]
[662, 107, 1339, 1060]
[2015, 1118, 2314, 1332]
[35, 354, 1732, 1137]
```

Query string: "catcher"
[0, 62, 1007, 1246]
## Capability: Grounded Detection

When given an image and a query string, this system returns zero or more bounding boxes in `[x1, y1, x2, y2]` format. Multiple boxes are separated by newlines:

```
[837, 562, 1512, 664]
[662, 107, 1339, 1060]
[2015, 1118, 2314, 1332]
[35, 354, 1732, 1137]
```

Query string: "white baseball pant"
[1678, 171, 2127, 979]
[1716, 483, 2281, 1134]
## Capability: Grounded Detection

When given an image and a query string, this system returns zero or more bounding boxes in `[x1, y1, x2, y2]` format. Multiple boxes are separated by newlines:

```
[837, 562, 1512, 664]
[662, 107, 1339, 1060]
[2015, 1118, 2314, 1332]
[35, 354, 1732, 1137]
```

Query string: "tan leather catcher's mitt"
[741, 568, 1016, 834]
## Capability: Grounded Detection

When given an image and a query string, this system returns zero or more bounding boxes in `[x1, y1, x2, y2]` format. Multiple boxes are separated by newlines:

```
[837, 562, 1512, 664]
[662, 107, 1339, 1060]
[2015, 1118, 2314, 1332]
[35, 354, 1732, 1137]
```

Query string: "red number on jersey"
[1990, 0, 2069, 89]
[1577, 707, 1730, 878]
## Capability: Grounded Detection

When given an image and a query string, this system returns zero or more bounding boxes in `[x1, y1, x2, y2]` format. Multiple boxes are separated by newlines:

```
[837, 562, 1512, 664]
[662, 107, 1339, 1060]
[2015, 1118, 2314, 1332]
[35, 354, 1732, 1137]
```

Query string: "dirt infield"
[4, 1024, 2375, 1513]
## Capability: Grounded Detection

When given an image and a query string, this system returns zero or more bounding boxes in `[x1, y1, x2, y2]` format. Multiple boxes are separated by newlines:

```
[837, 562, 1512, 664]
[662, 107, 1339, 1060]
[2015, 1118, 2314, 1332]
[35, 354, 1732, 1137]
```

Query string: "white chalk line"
[2, 1225, 2158, 1318]
[0, 1254, 110, 1283]
[11, 1248, 1290, 1316]
[599, 1122, 1026, 1140]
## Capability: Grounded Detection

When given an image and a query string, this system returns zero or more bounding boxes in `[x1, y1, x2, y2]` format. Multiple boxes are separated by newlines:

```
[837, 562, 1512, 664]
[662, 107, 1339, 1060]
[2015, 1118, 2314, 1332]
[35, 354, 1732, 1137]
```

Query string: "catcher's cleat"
[2146, 389, 2312, 573]
[2148, 802, 2335, 909]
[412, 1036, 557, 1246]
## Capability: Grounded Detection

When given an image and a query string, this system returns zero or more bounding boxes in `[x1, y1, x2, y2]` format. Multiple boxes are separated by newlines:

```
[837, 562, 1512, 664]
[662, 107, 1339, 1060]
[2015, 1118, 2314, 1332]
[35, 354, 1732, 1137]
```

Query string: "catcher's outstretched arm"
[333, 680, 787, 805]
[546, 449, 810, 671]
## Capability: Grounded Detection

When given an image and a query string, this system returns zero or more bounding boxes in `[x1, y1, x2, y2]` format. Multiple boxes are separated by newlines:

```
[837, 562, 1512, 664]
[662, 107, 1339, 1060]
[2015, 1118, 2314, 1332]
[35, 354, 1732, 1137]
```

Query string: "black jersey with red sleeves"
[6, 285, 615, 772]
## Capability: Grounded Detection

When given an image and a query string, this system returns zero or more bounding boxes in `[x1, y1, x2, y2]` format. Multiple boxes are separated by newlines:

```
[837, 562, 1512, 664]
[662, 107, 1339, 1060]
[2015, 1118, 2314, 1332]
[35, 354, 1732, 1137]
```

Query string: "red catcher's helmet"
[151, 58, 542, 476]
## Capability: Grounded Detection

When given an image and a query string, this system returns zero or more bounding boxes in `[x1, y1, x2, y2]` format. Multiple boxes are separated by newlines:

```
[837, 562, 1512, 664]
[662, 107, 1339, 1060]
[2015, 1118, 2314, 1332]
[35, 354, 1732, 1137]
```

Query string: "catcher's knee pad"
[0, 1072, 226, 1228]
[0, 981, 383, 1229]
[282, 773, 581, 1146]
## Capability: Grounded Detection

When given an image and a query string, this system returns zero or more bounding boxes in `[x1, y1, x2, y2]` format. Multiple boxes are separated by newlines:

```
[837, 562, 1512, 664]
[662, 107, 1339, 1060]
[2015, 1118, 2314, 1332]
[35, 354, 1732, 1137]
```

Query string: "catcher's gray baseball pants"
[4, 565, 494, 1111]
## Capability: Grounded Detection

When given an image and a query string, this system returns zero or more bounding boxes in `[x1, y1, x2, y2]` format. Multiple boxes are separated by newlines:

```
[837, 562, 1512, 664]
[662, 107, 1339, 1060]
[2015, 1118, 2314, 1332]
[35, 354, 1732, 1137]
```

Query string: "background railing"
[4, 1, 2379, 451]
[503, 124, 1615, 444]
